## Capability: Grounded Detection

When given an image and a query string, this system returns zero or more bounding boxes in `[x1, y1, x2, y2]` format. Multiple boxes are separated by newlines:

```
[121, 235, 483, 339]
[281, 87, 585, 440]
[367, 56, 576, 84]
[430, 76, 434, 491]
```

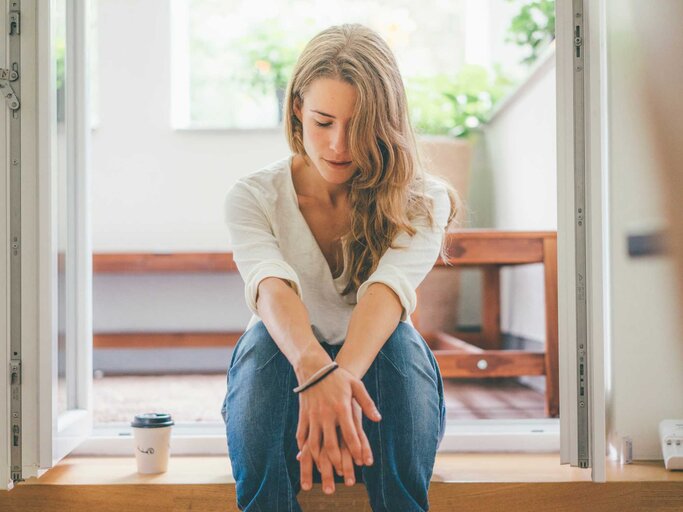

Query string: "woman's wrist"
[295, 345, 333, 384]
[333, 355, 364, 380]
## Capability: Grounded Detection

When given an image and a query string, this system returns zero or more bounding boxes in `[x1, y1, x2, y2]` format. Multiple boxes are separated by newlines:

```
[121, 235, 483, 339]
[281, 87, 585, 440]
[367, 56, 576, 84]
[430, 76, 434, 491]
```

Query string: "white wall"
[91, 0, 556, 365]
[478, 48, 557, 341]
[92, 0, 289, 252]
[91, 0, 284, 346]
[604, 1, 683, 460]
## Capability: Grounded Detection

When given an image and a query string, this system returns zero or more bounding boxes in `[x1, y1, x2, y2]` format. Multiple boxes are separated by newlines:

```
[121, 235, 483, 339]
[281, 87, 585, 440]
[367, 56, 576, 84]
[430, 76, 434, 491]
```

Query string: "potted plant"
[505, 0, 555, 65]
[405, 64, 515, 334]
[406, 63, 514, 224]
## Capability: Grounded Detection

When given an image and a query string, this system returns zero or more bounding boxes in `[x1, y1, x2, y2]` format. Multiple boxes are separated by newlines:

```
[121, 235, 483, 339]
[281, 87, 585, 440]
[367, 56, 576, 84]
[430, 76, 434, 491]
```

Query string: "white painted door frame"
[1, 1, 10, 492]
[557, 0, 608, 482]
[1, 0, 93, 490]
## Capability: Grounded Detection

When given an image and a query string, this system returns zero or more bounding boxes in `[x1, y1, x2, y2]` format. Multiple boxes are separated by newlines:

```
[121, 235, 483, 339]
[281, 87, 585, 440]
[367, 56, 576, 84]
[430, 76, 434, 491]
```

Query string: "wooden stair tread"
[19, 454, 682, 486]
[4, 455, 682, 512]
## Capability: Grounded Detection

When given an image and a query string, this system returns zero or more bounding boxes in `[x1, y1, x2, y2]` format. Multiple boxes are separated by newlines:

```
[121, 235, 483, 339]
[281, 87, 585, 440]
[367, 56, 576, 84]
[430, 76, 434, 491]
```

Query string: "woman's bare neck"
[292, 154, 350, 209]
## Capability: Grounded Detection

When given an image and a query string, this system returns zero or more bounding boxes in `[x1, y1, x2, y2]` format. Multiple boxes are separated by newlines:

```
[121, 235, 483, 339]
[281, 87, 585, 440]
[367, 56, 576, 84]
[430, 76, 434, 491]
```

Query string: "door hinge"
[0, 67, 20, 111]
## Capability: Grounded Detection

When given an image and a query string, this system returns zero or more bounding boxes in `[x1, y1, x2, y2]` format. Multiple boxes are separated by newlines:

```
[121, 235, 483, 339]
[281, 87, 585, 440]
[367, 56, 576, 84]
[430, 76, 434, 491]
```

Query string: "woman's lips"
[325, 159, 351, 167]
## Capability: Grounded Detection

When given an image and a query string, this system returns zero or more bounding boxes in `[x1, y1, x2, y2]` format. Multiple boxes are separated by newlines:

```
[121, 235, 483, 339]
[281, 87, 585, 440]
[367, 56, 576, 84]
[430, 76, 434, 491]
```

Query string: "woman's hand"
[297, 430, 355, 494]
[298, 398, 374, 493]
[295, 365, 381, 475]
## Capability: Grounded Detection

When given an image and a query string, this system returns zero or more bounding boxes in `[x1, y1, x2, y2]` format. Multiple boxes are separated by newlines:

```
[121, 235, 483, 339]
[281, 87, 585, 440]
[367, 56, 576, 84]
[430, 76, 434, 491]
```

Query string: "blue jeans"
[221, 320, 447, 512]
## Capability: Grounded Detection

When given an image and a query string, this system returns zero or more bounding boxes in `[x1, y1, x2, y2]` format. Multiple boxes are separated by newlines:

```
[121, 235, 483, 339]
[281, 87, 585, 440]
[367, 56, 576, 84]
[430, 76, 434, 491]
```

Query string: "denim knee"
[224, 321, 301, 511]
[378, 322, 438, 383]
[222, 321, 283, 426]
[358, 322, 444, 512]
[229, 321, 282, 377]
[376, 321, 446, 446]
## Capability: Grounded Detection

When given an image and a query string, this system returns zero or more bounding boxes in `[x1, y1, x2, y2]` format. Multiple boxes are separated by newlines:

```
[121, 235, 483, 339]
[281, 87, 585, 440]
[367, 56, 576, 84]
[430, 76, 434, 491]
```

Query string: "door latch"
[9, 10, 20, 35]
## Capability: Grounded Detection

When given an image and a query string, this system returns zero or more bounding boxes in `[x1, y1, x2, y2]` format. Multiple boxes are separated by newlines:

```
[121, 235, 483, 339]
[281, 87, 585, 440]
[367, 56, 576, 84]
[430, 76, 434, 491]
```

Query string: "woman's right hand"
[295, 362, 381, 475]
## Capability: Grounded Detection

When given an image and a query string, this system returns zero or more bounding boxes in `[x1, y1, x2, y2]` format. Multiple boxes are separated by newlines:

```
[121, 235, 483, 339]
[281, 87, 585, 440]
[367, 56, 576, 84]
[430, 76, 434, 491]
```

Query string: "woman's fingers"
[298, 439, 356, 493]
[337, 404, 363, 465]
[350, 379, 382, 422]
[298, 444, 314, 491]
[322, 421, 343, 474]
[352, 399, 374, 465]
[307, 418, 322, 465]
[318, 447, 336, 495]
[295, 404, 309, 451]
[339, 435, 356, 486]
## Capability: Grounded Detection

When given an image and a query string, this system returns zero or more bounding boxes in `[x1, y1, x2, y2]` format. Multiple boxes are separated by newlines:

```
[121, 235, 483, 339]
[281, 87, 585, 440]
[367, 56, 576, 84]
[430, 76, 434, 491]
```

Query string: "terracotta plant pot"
[414, 136, 473, 334]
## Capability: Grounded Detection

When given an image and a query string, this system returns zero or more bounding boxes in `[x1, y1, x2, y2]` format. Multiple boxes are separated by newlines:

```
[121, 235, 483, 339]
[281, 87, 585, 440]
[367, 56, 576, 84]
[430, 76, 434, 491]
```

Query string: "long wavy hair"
[283, 23, 460, 297]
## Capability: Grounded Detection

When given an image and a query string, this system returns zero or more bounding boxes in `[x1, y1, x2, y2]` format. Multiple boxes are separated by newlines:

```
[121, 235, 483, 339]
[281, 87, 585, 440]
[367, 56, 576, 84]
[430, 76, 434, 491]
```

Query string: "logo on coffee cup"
[137, 446, 155, 454]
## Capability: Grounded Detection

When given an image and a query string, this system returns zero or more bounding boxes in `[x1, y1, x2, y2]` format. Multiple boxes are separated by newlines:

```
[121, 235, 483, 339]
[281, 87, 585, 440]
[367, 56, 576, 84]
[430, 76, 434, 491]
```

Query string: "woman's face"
[294, 78, 358, 185]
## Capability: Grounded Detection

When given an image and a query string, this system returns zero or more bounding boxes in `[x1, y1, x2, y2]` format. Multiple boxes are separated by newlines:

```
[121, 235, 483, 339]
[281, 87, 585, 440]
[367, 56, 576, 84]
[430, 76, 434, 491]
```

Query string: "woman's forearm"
[258, 278, 385, 475]
[335, 283, 403, 379]
[256, 277, 332, 383]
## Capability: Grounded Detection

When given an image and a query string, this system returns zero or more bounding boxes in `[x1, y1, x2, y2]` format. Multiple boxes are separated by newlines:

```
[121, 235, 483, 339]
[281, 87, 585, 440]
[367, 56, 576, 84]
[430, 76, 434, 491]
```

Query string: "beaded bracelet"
[293, 362, 339, 394]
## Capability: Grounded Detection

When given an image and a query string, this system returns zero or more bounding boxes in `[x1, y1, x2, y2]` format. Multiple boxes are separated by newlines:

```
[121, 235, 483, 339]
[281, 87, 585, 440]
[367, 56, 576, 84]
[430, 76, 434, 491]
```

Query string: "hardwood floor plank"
[3, 456, 681, 512]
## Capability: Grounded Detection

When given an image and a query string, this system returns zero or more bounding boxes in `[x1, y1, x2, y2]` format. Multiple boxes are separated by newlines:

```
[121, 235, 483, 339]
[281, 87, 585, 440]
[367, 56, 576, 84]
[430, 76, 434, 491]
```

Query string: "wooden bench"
[92, 229, 558, 418]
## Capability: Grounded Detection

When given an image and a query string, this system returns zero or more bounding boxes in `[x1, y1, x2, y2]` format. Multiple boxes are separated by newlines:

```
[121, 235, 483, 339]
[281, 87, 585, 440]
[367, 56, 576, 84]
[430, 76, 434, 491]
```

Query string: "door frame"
[38, 0, 94, 472]
[1, 1, 9, 491]
[557, 0, 608, 482]
[0, 0, 93, 489]
[2, 0, 610, 488]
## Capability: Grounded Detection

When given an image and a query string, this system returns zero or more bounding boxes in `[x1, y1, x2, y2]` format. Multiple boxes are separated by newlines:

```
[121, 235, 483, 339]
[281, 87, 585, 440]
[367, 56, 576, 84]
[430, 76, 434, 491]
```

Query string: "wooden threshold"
[1, 454, 681, 511]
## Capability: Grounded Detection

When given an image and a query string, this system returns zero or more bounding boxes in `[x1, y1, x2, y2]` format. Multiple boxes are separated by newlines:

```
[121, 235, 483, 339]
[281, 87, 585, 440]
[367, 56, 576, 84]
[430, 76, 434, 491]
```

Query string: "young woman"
[221, 23, 459, 512]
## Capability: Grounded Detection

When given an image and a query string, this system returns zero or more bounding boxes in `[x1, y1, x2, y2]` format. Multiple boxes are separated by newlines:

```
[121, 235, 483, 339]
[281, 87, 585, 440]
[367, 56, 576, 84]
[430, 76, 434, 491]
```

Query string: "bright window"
[170, 0, 553, 133]
[171, 0, 476, 130]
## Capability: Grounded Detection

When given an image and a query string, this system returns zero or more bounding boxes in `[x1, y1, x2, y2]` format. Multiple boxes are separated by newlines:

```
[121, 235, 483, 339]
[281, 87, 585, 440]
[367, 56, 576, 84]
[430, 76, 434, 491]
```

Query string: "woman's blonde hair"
[283, 23, 460, 297]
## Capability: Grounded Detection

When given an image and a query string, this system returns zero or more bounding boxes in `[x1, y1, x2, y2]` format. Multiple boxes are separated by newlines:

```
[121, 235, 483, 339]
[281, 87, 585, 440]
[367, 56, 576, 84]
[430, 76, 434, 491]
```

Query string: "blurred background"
[58, 0, 559, 429]
[48, 0, 683, 463]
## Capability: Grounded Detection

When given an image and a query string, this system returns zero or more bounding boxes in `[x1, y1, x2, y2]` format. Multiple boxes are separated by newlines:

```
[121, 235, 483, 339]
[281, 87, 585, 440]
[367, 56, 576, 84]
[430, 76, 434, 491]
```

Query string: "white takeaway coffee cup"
[131, 413, 174, 474]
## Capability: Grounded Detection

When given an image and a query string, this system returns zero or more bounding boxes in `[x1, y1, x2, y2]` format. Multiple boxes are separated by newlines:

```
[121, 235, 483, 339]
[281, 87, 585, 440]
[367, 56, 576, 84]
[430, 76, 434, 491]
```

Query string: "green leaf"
[506, 0, 556, 66]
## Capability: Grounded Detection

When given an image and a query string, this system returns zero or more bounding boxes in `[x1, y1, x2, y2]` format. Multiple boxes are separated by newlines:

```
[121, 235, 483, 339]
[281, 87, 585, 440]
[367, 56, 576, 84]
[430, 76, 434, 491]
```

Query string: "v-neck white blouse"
[224, 154, 451, 345]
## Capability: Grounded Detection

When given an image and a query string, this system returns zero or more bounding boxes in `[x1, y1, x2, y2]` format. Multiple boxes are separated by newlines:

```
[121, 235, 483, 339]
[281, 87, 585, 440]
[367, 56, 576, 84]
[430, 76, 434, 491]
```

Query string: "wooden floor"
[34, 375, 679, 510]
[84, 373, 546, 423]
[3, 454, 682, 512]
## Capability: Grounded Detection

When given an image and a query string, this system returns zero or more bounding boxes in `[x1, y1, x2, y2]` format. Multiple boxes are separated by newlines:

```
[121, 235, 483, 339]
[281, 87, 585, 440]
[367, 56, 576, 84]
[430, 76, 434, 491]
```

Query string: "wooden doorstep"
[1, 454, 682, 512]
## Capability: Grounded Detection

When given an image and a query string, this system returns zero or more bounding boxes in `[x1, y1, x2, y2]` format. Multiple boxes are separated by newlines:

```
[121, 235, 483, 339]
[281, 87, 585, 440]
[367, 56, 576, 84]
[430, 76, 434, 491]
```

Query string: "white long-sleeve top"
[224, 154, 451, 345]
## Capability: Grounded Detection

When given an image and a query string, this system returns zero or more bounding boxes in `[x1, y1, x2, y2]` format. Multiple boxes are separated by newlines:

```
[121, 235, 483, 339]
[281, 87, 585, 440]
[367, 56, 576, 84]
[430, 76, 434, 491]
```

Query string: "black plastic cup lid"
[131, 413, 174, 428]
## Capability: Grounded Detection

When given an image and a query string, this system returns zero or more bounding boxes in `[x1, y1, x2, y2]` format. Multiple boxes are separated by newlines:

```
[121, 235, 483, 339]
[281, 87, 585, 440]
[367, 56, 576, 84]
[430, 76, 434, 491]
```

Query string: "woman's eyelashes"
[315, 121, 332, 127]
